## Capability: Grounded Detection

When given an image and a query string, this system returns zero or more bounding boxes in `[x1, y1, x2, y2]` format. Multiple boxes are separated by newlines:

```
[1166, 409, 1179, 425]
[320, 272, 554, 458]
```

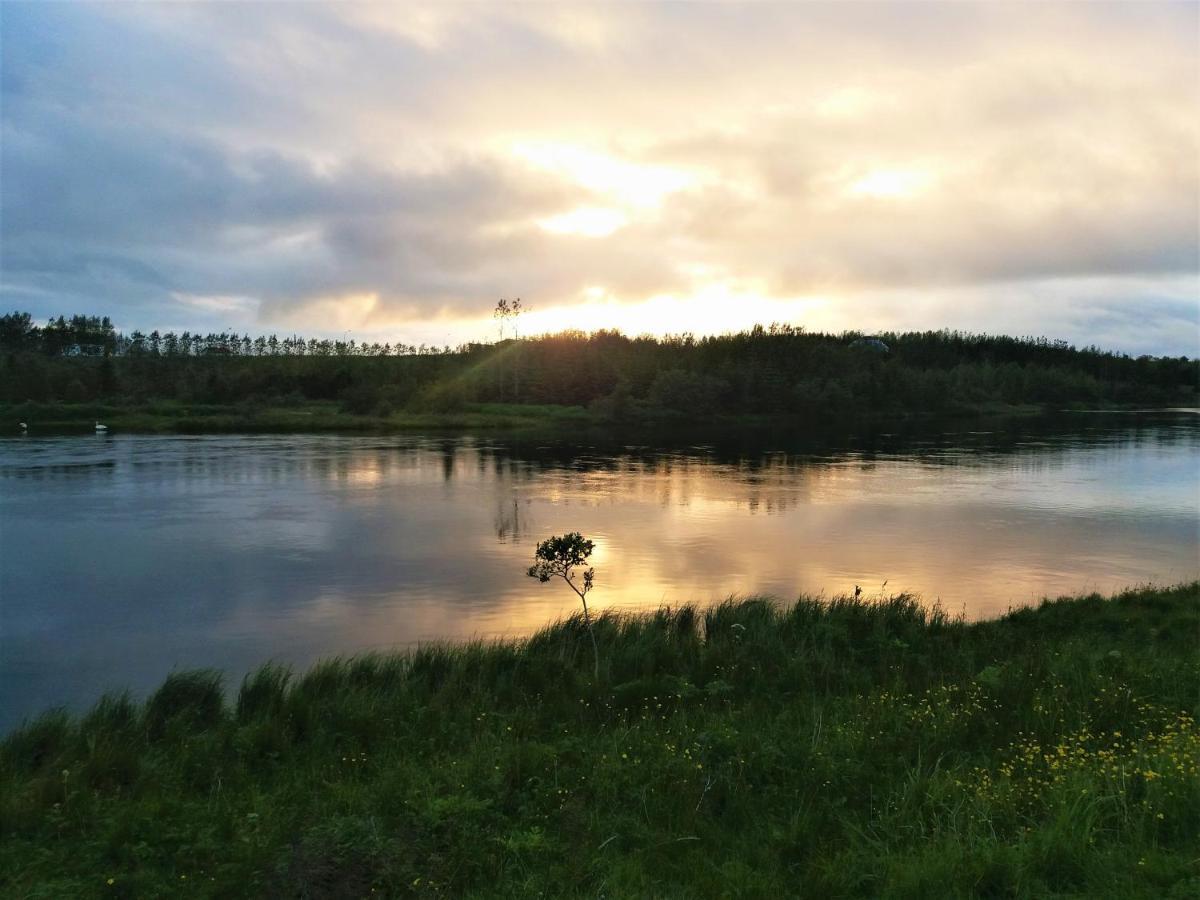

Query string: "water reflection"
[495, 496, 537, 544]
[0, 412, 1197, 730]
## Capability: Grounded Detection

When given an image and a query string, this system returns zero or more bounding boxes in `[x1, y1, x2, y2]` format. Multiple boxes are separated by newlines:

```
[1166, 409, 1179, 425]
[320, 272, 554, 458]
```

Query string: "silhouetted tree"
[527, 532, 599, 678]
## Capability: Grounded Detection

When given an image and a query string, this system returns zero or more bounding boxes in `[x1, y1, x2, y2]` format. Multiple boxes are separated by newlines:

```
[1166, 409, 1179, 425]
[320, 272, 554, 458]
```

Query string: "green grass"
[0, 400, 597, 435]
[2, 584, 1198, 898]
[2, 398, 1067, 437]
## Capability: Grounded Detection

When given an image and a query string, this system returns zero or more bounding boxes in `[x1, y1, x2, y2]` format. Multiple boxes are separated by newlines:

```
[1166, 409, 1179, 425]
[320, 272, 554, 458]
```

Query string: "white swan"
[94, 421, 108, 433]
[19, 421, 27, 433]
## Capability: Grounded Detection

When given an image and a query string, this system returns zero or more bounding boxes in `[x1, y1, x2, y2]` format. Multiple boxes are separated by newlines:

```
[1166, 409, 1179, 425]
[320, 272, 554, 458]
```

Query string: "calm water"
[1, 413, 1198, 730]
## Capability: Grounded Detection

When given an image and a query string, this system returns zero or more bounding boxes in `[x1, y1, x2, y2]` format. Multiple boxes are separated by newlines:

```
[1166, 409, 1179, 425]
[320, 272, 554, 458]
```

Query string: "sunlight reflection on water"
[1, 412, 1197, 728]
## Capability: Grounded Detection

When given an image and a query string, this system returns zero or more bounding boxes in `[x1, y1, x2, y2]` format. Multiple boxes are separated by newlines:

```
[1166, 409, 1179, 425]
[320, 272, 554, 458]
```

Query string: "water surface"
[2, 413, 1197, 730]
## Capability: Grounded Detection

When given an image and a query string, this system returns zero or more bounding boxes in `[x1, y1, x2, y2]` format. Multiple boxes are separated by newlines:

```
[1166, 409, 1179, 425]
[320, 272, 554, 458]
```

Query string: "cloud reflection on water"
[0, 415, 1196, 728]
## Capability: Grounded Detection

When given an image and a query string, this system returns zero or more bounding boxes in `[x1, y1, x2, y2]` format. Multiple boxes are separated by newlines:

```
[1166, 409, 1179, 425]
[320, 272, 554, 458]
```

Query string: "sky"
[1, 1, 1198, 355]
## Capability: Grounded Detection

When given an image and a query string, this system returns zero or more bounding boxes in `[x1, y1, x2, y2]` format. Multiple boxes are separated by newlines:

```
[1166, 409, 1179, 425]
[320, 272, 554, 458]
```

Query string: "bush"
[338, 383, 383, 415]
[647, 369, 730, 414]
[408, 380, 469, 413]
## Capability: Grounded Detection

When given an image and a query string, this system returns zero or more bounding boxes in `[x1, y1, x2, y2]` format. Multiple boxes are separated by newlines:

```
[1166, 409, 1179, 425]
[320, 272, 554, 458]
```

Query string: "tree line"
[2, 312, 1196, 416]
[0, 312, 455, 359]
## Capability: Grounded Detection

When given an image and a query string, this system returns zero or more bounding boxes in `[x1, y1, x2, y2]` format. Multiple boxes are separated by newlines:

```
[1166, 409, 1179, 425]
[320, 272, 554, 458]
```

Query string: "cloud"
[1, 2, 1197, 352]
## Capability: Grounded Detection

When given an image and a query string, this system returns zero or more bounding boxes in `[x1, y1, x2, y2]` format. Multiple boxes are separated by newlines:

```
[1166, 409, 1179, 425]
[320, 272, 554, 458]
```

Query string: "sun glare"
[537, 206, 628, 237]
[847, 168, 934, 200]
[512, 142, 695, 208]
[814, 86, 880, 118]
[520, 285, 832, 338]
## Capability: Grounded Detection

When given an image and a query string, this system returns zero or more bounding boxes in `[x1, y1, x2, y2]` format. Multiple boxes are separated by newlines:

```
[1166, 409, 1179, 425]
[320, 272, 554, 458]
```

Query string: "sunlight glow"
[848, 168, 935, 200]
[512, 142, 695, 208]
[814, 86, 883, 119]
[520, 284, 832, 338]
[537, 206, 628, 237]
[8, 3, 1197, 356]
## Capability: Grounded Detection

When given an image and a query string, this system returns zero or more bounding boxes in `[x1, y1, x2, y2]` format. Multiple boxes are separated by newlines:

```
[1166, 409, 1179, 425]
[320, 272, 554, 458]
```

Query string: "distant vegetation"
[2, 583, 1197, 897]
[2, 311, 1196, 429]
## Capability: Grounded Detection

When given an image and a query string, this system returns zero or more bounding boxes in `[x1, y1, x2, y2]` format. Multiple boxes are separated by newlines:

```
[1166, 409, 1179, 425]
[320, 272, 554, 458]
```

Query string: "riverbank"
[1, 400, 595, 434]
[2, 584, 1197, 898]
[0, 398, 1122, 436]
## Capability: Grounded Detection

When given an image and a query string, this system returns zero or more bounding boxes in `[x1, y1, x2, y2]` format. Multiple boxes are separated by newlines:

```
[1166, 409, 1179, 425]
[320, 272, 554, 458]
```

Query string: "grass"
[0, 400, 599, 435]
[1, 398, 1066, 437]
[2, 583, 1198, 898]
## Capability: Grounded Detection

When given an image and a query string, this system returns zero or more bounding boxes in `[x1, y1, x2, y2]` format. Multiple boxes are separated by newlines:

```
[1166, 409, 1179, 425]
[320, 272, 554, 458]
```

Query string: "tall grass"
[2, 584, 1197, 898]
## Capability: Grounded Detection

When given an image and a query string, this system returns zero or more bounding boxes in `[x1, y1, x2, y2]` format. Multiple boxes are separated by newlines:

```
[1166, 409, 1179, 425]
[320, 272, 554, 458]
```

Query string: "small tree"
[527, 532, 599, 678]
[493, 297, 526, 400]
[494, 297, 524, 341]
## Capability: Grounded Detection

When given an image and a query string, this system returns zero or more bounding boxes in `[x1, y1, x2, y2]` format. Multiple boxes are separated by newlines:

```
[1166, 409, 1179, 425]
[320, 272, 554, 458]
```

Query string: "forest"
[2, 311, 1196, 423]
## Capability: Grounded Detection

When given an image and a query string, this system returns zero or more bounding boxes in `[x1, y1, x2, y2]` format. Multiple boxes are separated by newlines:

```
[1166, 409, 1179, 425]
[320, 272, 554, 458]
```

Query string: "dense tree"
[0, 311, 1195, 415]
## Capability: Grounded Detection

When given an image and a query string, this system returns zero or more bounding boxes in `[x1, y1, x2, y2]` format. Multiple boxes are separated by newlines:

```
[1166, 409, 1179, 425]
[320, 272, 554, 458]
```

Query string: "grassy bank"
[2, 584, 1198, 898]
[0, 400, 598, 435]
[0, 398, 1106, 437]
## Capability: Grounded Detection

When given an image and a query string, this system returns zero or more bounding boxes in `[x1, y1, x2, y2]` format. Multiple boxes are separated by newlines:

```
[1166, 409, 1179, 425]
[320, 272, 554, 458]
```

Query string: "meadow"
[2, 583, 1197, 898]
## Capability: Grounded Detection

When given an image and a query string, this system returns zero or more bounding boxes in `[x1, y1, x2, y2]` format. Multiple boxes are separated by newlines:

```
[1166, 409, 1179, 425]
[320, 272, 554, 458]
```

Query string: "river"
[1, 411, 1197, 730]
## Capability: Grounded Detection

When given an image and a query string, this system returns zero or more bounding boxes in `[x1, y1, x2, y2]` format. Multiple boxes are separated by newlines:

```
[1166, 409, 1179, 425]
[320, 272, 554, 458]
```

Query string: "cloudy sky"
[2, 2, 1197, 354]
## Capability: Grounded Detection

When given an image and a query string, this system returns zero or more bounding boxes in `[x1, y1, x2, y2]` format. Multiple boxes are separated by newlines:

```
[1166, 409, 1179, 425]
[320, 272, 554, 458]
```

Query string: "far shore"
[1, 398, 1170, 437]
